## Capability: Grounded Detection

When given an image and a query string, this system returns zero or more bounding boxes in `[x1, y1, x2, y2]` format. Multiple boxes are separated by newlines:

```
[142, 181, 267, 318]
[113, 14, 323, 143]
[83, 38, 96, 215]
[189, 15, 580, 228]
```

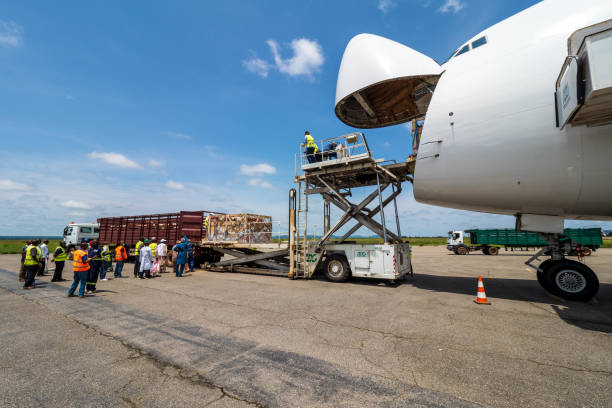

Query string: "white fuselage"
[413, 0, 612, 220]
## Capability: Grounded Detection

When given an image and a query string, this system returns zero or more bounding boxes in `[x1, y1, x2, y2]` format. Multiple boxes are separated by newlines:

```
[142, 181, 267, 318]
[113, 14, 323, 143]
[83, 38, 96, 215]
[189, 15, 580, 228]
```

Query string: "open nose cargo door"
[335, 34, 442, 129]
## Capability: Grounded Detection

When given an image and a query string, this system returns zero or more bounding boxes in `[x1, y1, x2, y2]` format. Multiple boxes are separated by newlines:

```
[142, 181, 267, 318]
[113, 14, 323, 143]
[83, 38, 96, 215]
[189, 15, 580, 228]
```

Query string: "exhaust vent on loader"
[335, 34, 442, 129]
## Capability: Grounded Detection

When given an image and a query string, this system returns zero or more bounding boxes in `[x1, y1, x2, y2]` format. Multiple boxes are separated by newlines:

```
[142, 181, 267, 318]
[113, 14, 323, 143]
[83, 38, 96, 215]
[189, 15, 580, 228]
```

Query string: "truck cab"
[447, 230, 465, 249]
[63, 223, 99, 248]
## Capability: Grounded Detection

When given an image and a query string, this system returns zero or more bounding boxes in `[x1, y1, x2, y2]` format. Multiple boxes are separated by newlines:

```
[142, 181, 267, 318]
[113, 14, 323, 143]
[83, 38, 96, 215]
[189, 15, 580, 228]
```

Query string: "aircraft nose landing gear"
[527, 235, 599, 302]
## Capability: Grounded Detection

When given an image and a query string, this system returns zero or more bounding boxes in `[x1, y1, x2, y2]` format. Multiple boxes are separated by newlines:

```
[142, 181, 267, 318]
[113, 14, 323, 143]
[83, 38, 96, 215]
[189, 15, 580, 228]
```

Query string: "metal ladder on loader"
[289, 182, 312, 278]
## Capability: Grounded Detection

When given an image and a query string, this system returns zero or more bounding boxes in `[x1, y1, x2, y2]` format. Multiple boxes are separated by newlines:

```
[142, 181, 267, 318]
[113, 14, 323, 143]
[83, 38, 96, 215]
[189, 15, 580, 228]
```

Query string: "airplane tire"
[488, 247, 499, 256]
[324, 254, 351, 282]
[541, 259, 599, 301]
[536, 260, 553, 289]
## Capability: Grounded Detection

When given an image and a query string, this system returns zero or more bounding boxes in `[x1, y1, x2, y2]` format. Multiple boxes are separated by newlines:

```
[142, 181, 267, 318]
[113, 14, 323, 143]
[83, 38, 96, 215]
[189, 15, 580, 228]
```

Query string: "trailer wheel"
[487, 247, 499, 256]
[482, 247, 490, 255]
[541, 259, 599, 301]
[581, 247, 592, 256]
[324, 254, 351, 282]
[456, 245, 468, 255]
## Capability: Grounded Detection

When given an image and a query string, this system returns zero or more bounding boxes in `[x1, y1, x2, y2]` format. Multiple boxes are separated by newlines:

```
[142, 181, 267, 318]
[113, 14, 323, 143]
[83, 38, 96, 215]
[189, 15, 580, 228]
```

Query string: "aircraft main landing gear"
[526, 234, 599, 302]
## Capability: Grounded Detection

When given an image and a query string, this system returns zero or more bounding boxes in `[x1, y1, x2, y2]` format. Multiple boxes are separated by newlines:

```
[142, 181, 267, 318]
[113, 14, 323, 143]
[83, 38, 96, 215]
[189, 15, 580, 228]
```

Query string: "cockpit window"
[471, 36, 487, 49]
[455, 44, 470, 57]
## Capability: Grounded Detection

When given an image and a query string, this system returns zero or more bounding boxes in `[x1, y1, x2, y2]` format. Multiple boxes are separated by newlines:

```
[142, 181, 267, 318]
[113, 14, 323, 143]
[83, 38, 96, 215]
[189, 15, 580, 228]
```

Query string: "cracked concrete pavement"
[0, 246, 611, 407]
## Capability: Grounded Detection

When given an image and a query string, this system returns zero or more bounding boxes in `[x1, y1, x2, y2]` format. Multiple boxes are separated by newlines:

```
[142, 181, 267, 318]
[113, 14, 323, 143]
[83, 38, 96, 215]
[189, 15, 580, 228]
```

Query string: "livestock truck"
[96, 210, 273, 267]
[447, 228, 603, 256]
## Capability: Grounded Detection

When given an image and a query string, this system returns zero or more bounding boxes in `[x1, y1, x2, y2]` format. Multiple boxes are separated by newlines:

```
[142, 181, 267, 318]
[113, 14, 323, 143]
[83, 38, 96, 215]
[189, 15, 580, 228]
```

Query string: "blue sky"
[1, 0, 609, 236]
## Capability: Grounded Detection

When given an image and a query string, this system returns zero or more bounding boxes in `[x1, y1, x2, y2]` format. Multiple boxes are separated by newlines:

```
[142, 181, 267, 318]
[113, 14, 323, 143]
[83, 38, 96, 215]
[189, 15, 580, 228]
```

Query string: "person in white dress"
[157, 239, 168, 273]
[138, 239, 154, 279]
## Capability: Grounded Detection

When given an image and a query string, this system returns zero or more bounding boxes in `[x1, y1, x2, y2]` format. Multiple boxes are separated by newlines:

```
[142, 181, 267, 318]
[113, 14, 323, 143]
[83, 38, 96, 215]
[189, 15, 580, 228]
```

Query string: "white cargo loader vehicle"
[303, 242, 412, 282]
[290, 133, 414, 282]
[62, 222, 99, 248]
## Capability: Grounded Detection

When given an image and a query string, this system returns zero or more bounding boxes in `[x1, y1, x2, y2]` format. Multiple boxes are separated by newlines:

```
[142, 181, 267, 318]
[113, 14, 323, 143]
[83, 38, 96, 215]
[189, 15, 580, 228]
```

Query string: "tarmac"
[0, 247, 611, 407]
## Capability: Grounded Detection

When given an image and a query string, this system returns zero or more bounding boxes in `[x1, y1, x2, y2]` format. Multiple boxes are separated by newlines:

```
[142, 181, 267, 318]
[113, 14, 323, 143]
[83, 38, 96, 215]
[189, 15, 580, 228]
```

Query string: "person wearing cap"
[138, 239, 154, 279]
[86, 240, 103, 293]
[157, 239, 168, 274]
[303, 130, 319, 164]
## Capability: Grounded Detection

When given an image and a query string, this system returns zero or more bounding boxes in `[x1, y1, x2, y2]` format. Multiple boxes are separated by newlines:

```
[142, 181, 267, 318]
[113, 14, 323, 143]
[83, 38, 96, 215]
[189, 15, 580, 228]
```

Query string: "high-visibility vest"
[305, 135, 318, 153]
[149, 243, 157, 257]
[24, 245, 39, 266]
[54, 246, 67, 262]
[115, 245, 127, 261]
[102, 245, 112, 261]
[135, 241, 143, 255]
[73, 249, 90, 272]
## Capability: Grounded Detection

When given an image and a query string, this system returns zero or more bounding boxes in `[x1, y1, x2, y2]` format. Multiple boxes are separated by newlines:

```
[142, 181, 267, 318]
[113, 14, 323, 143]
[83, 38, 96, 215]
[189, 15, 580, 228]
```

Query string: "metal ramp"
[290, 133, 414, 278]
[208, 245, 290, 276]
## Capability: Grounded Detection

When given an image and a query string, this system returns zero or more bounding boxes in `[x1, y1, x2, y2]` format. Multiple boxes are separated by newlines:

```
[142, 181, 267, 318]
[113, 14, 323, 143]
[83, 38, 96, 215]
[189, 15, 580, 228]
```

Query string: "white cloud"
[243, 56, 271, 78]
[89, 151, 141, 168]
[161, 131, 192, 140]
[71, 212, 87, 217]
[149, 159, 163, 167]
[0, 179, 29, 191]
[65, 95, 74, 100]
[377, 0, 395, 14]
[267, 38, 324, 78]
[439, 0, 466, 13]
[165, 180, 185, 190]
[0, 21, 23, 48]
[245, 38, 324, 79]
[248, 178, 273, 189]
[61, 200, 91, 209]
[240, 163, 276, 176]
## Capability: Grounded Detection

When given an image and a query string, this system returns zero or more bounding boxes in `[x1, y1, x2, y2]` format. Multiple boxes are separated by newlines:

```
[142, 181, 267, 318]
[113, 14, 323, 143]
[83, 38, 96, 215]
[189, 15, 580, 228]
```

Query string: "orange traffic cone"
[474, 275, 490, 305]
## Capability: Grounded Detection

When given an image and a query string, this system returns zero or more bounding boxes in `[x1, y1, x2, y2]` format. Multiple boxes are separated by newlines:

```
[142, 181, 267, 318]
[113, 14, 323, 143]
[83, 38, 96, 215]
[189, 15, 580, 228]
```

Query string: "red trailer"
[97, 210, 211, 247]
[97, 210, 276, 267]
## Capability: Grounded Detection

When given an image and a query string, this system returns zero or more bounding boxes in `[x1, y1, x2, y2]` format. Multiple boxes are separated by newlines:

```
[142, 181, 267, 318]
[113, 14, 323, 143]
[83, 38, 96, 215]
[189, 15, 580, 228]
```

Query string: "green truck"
[447, 228, 603, 255]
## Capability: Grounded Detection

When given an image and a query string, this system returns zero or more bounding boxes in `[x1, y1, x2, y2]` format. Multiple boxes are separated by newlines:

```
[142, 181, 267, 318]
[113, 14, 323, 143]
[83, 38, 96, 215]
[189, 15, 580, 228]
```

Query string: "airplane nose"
[335, 33, 442, 129]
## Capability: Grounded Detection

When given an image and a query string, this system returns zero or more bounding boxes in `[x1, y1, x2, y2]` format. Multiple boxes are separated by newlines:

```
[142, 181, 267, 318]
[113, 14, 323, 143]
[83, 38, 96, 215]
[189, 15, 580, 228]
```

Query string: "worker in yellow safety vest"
[51, 241, 68, 282]
[149, 237, 157, 257]
[304, 131, 320, 164]
[23, 242, 41, 289]
[68, 242, 90, 298]
[134, 237, 144, 278]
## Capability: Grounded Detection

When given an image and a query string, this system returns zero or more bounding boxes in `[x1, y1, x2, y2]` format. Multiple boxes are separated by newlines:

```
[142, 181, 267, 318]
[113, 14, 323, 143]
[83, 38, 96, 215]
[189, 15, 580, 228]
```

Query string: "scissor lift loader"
[290, 132, 415, 282]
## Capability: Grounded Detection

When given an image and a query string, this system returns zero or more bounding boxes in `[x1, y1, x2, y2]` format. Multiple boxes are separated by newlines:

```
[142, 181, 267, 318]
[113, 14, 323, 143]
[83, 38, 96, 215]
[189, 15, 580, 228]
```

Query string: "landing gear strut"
[526, 234, 599, 301]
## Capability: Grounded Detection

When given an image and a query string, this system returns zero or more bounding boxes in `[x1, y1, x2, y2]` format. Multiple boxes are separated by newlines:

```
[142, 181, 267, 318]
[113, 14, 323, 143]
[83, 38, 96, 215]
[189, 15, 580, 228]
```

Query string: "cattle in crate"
[205, 213, 272, 243]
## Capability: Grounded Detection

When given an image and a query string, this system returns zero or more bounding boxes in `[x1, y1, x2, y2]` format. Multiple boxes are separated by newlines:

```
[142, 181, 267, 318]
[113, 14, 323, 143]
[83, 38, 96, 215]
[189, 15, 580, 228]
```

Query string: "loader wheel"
[487, 247, 499, 256]
[324, 254, 351, 282]
[541, 259, 599, 301]
[456, 245, 468, 255]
